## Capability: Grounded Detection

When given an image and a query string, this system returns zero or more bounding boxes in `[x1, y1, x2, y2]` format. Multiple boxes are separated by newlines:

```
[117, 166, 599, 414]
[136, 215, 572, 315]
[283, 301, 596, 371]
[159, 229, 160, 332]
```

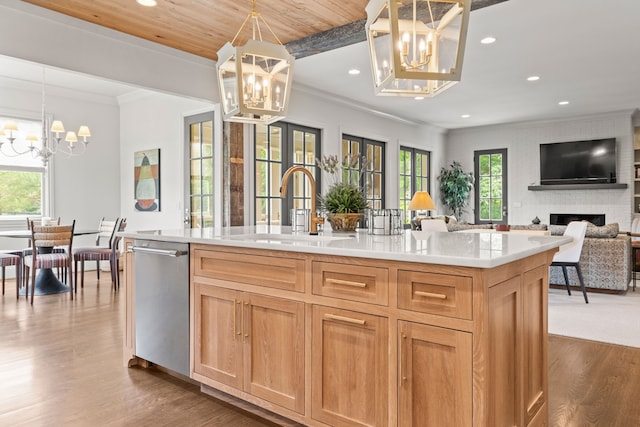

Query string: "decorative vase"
[327, 213, 363, 232]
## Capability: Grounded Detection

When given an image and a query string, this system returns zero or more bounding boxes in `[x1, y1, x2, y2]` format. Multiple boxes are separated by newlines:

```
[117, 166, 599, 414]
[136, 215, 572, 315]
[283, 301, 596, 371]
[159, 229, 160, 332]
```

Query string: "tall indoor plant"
[438, 161, 474, 220]
[317, 154, 368, 231]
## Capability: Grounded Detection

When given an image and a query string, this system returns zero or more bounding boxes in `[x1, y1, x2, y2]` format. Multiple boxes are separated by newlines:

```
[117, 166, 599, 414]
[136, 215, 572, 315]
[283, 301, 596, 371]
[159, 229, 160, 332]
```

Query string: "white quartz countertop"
[121, 226, 571, 269]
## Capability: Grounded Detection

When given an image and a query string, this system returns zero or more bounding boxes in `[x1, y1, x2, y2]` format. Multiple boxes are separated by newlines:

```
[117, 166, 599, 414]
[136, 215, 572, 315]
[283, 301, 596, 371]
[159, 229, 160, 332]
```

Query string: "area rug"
[548, 285, 640, 348]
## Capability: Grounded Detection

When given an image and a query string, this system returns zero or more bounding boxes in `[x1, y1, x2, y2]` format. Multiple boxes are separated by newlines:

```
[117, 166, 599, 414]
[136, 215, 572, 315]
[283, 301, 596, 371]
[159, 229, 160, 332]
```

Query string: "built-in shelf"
[528, 183, 628, 191]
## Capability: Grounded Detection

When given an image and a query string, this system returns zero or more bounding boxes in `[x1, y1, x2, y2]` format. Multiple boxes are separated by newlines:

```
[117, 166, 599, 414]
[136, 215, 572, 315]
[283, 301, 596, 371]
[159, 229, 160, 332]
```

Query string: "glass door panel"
[254, 123, 320, 226]
[475, 149, 507, 224]
[185, 112, 214, 228]
[399, 147, 431, 227]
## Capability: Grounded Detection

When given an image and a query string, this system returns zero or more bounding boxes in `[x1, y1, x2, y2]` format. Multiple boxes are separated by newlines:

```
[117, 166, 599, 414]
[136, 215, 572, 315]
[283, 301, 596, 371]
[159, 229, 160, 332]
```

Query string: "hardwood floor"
[548, 335, 640, 427]
[0, 275, 278, 427]
[2, 274, 640, 426]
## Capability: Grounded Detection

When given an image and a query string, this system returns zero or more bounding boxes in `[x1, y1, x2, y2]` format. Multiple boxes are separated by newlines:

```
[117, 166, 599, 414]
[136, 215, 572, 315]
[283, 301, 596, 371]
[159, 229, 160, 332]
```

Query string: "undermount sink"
[227, 233, 355, 243]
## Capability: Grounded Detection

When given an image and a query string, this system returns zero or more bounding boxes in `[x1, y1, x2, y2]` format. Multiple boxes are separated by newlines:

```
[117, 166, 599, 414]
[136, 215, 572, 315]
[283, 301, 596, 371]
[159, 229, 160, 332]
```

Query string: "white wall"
[0, 78, 120, 250]
[0, 2, 217, 101]
[446, 111, 635, 228]
[284, 87, 447, 211]
[7, 0, 633, 234]
[0, 1, 451, 229]
[119, 91, 215, 232]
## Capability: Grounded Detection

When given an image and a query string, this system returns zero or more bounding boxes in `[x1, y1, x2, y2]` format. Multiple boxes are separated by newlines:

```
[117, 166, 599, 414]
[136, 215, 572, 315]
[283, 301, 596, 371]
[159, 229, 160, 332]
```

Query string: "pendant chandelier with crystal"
[216, 0, 294, 125]
[0, 68, 91, 166]
[365, 0, 470, 97]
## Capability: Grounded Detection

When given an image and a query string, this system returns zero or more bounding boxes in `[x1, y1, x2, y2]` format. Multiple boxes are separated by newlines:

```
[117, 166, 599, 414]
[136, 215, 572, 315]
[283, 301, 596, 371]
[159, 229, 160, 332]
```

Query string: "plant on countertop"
[316, 154, 368, 214]
[438, 161, 474, 220]
[321, 182, 369, 214]
[316, 154, 369, 232]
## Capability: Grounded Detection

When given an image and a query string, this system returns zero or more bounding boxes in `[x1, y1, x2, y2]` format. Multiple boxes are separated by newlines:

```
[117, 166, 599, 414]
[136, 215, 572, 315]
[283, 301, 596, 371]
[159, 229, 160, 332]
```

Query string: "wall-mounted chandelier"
[0, 69, 91, 166]
[365, 0, 470, 97]
[216, 0, 294, 125]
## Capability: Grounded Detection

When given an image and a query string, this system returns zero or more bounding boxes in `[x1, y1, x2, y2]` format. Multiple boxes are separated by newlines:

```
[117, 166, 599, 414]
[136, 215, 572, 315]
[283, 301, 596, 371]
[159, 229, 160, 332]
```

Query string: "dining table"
[0, 228, 98, 296]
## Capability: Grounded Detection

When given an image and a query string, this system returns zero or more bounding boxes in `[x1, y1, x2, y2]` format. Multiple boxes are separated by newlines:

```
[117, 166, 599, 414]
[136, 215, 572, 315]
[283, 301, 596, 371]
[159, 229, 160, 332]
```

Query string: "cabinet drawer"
[194, 248, 305, 292]
[397, 270, 472, 320]
[312, 261, 388, 305]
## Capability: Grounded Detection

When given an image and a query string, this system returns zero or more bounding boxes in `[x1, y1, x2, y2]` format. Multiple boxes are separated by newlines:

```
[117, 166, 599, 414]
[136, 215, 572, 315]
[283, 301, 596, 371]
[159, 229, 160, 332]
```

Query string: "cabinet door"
[522, 265, 548, 426]
[243, 293, 305, 414]
[193, 284, 243, 389]
[311, 305, 388, 427]
[487, 276, 523, 427]
[398, 321, 472, 427]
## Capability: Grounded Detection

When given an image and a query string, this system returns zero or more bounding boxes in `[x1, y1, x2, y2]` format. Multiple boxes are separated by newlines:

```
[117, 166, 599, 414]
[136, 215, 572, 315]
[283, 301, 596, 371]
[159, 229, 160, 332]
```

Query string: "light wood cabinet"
[311, 305, 388, 427]
[193, 283, 305, 414]
[398, 320, 472, 427]
[312, 261, 388, 305]
[397, 269, 473, 320]
[124, 243, 557, 426]
[192, 246, 305, 292]
[122, 238, 136, 367]
[485, 264, 549, 427]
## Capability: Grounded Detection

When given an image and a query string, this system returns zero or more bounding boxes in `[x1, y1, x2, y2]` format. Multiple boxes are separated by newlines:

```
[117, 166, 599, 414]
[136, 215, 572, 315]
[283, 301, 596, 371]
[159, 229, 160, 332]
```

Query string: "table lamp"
[408, 191, 435, 230]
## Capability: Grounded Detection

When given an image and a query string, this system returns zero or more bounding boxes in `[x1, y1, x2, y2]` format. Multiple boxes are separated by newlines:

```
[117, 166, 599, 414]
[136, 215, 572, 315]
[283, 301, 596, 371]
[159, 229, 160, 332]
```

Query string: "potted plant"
[437, 161, 474, 220]
[317, 154, 369, 231]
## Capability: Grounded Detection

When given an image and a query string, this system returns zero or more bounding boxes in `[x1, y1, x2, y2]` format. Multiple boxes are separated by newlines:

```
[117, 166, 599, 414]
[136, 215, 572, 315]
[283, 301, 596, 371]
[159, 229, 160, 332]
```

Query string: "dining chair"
[23, 217, 65, 283]
[420, 219, 449, 232]
[24, 220, 75, 304]
[110, 218, 127, 289]
[0, 252, 22, 299]
[73, 217, 120, 291]
[550, 221, 589, 303]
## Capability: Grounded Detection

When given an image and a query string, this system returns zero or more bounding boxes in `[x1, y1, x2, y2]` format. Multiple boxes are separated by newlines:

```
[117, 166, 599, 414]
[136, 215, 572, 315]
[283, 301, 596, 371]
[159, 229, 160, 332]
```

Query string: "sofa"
[446, 222, 631, 292]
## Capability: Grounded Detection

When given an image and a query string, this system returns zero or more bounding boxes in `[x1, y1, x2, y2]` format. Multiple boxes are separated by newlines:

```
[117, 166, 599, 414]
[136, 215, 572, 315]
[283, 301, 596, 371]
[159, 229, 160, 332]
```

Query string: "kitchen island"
[122, 226, 571, 427]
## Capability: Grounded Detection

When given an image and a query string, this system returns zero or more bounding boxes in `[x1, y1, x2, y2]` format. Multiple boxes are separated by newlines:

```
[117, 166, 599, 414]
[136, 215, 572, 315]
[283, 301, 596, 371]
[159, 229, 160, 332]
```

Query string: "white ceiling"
[3, 0, 640, 130]
[294, 0, 640, 129]
[0, 54, 138, 99]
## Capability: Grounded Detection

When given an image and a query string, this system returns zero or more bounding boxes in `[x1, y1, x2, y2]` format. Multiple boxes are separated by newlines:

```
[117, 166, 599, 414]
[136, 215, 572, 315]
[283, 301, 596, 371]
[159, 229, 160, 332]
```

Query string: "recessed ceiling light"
[461, 114, 471, 118]
[414, 96, 425, 100]
[527, 76, 540, 81]
[480, 36, 496, 44]
[348, 68, 361, 75]
[137, 0, 157, 6]
[558, 101, 570, 106]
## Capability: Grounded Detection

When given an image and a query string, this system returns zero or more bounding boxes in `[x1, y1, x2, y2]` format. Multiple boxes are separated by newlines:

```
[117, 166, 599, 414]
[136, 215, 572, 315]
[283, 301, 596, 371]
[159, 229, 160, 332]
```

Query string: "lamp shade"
[3, 121, 18, 132]
[365, 0, 470, 97]
[65, 131, 78, 143]
[77, 125, 91, 138]
[50, 120, 65, 134]
[409, 191, 435, 211]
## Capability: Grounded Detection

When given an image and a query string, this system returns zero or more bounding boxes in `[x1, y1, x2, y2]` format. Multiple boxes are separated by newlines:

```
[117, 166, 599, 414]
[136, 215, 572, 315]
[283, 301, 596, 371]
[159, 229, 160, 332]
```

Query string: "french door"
[184, 112, 215, 228]
[254, 122, 320, 226]
[474, 149, 508, 224]
[342, 135, 385, 210]
[399, 147, 431, 227]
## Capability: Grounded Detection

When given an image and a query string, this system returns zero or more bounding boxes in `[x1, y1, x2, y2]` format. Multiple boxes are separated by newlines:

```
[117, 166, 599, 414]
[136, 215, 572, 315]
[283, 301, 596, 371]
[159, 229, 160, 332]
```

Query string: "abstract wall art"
[134, 149, 160, 212]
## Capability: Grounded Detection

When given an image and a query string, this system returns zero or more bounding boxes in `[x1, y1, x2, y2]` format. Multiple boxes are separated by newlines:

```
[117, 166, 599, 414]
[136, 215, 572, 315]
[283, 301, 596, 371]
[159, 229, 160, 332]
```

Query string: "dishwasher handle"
[130, 246, 188, 257]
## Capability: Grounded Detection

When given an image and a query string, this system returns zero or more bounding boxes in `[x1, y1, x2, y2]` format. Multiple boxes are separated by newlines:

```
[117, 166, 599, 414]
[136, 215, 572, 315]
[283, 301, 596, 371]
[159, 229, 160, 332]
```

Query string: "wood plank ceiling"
[22, 0, 506, 60]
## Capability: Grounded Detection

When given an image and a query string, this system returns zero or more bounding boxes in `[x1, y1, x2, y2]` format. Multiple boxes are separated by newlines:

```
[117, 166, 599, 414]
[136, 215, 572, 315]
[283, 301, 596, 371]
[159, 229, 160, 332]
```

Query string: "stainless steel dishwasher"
[131, 239, 190, 376]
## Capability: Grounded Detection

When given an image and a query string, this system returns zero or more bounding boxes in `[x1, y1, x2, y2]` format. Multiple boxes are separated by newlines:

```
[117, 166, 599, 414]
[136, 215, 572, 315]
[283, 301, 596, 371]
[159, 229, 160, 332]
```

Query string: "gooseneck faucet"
[280, 166, 325, 235]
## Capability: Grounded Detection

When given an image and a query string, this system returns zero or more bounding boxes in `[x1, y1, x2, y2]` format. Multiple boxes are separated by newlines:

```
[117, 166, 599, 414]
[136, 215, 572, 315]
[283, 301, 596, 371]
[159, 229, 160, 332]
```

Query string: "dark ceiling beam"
[286, 0, 508, 59]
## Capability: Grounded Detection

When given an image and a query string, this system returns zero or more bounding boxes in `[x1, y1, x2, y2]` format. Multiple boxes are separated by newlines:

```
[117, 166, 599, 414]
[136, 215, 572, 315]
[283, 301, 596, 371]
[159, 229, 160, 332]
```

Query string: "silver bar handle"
[130, 246, 188, 257]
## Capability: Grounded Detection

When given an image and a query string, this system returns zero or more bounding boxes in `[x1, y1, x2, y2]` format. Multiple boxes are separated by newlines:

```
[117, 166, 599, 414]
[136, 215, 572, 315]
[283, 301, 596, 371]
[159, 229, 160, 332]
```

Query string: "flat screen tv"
[539, 138, 617, 185]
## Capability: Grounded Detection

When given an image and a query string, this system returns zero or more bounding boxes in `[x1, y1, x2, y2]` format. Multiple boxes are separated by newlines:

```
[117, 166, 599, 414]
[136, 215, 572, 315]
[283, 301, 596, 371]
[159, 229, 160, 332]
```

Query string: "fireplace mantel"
[528, 183, 627, 191]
